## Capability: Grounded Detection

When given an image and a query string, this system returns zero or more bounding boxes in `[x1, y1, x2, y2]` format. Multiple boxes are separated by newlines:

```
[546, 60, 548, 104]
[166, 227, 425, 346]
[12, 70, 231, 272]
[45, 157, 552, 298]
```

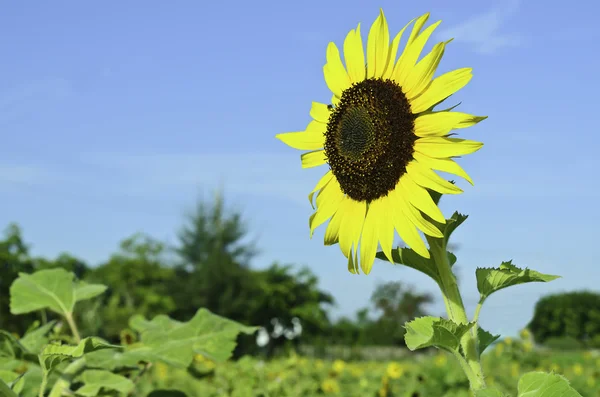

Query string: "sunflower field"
[140, 338, 600, 397]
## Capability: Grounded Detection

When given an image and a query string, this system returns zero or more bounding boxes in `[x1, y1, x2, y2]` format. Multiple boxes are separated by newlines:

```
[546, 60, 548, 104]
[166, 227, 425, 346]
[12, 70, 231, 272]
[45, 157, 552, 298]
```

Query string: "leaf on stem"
[9, 269, 107, 317]
[376, 248, 441, 284]
[476, 261, 560, 302]
[126, 308, 258, 368]
[477, 327, 500, 357]
[74, 370, 135, 396]
[404, 316, 475, 352]
[39, 337, 120, 373]
[517, 371, 582, 396]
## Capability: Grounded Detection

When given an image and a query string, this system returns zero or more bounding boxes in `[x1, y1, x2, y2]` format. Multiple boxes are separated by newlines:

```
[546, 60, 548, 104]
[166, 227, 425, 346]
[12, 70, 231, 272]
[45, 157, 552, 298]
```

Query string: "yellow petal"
[382, 17, 416, 80]
[410, 68, 473, 113]
[415, 137, 483, 158]
[344, 24, 366, 83]
[339, 198, 366, 259]
[412, 151, 474, 185]
[392, 184, 443, 238]
[276, 120, 326, 151]
[391, 197, 430, 258]
[301, 150, 327, 168]
[324, 206, 342, 246]
[323, 42, 351, 97]
[308, 171, 333, 208]
[403, 41, 447, 100]
[414, 112, 487, 137]
[360, 197, 392, 274]
[398, 174, 446, 223]
[406, 160, 463, 195]
[347, 244, 360, 274]
[310, 102, 332, 123]
[309, 180, 344, 237]
[375, 195, 395, 264]
[367, 9, 390, 79]
[394, 19, 442, 87]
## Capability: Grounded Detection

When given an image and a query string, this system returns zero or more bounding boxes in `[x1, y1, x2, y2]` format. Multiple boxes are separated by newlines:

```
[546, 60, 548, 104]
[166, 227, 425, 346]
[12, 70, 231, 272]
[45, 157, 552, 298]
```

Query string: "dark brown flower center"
[323, 78, 416, 202]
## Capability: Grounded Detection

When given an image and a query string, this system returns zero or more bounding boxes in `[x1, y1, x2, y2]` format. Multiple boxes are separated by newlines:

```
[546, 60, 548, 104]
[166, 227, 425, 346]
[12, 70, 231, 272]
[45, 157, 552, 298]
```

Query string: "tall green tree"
[170, 191, 258, 323]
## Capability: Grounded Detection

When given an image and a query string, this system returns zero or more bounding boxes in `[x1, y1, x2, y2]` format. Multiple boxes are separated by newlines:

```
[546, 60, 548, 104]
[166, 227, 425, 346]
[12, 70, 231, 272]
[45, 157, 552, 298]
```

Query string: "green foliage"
[476, 262, 560, 304]
[404, 316, 475, 352]
[517, 371, 582, 396]
[528, 291, 600, 346]
[0, 268, 256, 397]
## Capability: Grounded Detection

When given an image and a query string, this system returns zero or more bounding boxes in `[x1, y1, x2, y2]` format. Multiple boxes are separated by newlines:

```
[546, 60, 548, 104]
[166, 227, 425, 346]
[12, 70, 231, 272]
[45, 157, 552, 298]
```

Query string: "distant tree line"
[0, 191, 436, 358]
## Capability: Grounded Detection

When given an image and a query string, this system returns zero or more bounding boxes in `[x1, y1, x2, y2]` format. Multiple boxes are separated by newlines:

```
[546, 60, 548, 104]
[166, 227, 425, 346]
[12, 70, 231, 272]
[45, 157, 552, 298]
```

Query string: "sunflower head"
[276, 9, 486, 275]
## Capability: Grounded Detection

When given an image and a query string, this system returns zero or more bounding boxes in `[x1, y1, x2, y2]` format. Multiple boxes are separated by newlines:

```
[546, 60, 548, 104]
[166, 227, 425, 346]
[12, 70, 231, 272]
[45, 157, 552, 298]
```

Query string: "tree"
[170, 191, 259, 323]
[528, 291, 600, 346]
[0, 223, 37, 333]
[85, 233, 176, 340]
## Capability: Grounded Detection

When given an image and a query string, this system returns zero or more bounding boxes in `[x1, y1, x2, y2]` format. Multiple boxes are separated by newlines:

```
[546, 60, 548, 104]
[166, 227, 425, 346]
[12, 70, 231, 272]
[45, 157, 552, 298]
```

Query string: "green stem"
[471, 300, 485, 338]
[39, 370, 48, 397]
[64, 313, 81, 344]
[48, 358, 87, 397]
[427, 235, 486, 392]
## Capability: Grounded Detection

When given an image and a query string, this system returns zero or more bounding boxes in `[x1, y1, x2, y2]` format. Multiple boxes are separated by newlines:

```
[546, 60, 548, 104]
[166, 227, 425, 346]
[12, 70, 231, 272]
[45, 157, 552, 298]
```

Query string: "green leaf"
[0, 331, 35, 362]
[377, 248, 441, 284]
[443, 212, 468, 246]
[20, 321, 57, 354]
[404, 316, 475, 352]
[478, 327, 501, 357]
[10, 269, 106, 316]
[0, 378, 18, 397]
[8, 373, 24, 395]
[74, 370, 134, 396]
[476, 261, 560, 302]
[517, 371, 582, 396]
[128, 308, 257, 368]
[84, 349, 144, 371]
[476, 388, 506, 397]
[73, 282, 107, 303]
[39, 337, 119, 373]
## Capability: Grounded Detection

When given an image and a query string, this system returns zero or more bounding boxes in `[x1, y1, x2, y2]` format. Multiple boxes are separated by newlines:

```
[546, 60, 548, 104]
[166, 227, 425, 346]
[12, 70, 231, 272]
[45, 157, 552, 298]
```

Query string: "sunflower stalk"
[427, 235, 486, 392]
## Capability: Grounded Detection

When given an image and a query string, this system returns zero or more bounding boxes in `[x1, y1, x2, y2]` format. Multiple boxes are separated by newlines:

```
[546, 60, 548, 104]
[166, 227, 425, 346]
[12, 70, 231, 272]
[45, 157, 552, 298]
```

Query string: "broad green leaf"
[84, 349, 146, 371]
[73, 282, 107, 303]
[8, 373, 24, 395]
[518, 371, 582, 396]
[74, 370, 134, 396]
[443, 212, 468, 246]
[20, 321, 57, 354]
[404, 316, 475, 352]
[376, 248, 440, 284]
[476, 388, 505, 397]
[39, 337, 119, 373]
[476, 261, 560, 302]
[478, 327, 501, 357]
[0, 378, 18, 397]
[448, 251, 457, 267]
[10, 269, 106, 316]
[128, 308, 257, 368]
[0, 370, 19, 385]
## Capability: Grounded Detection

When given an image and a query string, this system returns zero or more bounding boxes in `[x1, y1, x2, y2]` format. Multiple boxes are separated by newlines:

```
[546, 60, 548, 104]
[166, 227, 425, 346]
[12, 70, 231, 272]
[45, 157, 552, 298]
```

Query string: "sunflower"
[276, 10, 486, 275]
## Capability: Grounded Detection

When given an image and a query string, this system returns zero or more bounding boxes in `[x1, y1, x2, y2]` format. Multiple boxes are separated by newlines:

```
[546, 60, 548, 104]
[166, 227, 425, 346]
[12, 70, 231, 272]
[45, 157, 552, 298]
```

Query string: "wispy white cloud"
[78, 152, 318, 207]
[436, 0, 523, 54]
[0, 165, 60, 190]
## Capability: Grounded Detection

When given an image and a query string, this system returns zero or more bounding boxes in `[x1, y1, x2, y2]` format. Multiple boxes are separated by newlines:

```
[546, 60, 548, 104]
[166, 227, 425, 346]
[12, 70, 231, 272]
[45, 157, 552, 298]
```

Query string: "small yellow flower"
[550, 364, 561, 373]
[333, 359, 346, 374]
[378, 386, 388, 397]
[194, 353, 216, 370]
[155, 362, 169, 381]
[587, 377, 595, 387]
[504, 337, 513, 346]
[511, 363, 520, 378]
[350, 366, 364, 377]
[572, 363, 584, 376]
[316, 359, 325, 369]
[434, 354, 448, 367]
[519, 328, 531, 340]
[495, 343, 505, 356]
[583, 351, 593, 360]
[386, 362, 405, 379]
[522, 341, 533, 352]
[321, 378, 341, 394]
[360, 378, 369, 388]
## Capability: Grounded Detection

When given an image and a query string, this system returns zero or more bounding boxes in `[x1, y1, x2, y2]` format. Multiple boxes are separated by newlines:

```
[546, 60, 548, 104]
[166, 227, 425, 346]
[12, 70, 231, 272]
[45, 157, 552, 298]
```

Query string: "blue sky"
[1, 0, 599, 338]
